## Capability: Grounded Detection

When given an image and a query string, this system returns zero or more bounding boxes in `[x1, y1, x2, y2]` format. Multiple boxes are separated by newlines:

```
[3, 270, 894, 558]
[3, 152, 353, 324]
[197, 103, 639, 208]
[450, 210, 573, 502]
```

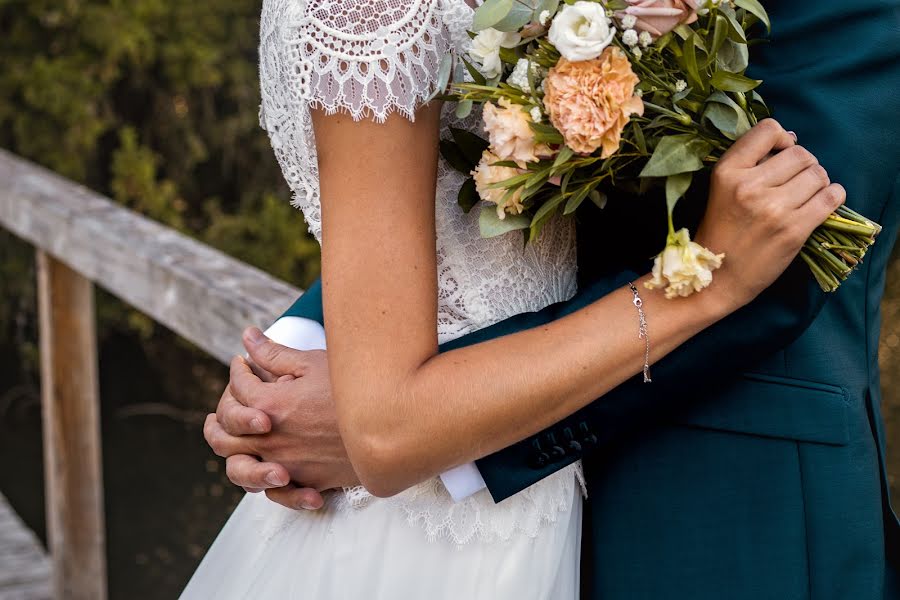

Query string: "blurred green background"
[0, 1, 897, 598]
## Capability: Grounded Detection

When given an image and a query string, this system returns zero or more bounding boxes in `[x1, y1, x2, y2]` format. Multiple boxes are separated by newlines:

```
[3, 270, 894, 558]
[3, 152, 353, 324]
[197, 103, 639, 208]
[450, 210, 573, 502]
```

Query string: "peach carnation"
[482, 97, 551, 164]
[471, 150, 526, 219]
[542, 47, 644, 157]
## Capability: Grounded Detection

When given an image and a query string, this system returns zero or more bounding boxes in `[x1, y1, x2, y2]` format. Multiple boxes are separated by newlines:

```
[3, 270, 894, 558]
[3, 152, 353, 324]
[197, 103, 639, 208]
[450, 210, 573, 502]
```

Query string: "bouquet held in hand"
[439, 0, 881, 297]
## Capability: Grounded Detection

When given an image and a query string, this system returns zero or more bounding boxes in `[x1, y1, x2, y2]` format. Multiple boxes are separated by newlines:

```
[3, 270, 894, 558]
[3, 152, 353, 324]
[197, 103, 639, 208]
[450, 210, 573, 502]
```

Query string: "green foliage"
[0, 0, 321, 351]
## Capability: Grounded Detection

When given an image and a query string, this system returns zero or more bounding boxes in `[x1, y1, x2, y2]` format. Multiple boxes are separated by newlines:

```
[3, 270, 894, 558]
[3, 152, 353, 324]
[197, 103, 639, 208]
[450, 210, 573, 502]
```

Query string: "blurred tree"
[0, 0, 320, 299]
[0, 4, 321, 594]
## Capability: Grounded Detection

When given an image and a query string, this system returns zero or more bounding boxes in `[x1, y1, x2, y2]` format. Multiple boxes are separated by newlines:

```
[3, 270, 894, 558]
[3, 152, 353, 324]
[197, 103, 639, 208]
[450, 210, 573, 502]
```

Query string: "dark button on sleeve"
[563, 427, 582, 453]
[579, 422, 598, 446]
[546, 432, 566, 460]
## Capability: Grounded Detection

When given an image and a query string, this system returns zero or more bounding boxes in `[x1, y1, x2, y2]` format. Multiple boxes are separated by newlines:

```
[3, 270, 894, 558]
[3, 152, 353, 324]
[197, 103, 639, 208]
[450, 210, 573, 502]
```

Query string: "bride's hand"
[695, 118, 845, 310]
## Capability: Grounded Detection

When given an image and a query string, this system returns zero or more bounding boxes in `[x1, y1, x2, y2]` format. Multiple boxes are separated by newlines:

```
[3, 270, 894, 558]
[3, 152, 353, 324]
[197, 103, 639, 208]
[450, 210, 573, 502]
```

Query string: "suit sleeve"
[279, 278, 325, 324]
[279, 266, 826, 503]
[474, 260, 828, 501]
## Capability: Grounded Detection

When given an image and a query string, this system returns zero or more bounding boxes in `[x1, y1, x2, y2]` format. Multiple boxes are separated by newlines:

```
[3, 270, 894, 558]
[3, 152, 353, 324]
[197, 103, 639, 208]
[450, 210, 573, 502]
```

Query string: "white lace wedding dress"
[180, 0, 582, 597]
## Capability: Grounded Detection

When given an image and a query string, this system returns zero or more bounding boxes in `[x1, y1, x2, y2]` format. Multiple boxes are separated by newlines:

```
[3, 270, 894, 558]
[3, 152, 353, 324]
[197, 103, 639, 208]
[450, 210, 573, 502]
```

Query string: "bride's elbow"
[336, 388, 422, 497]
[346, 434, 412, 498]
[341, 417, 419, 498]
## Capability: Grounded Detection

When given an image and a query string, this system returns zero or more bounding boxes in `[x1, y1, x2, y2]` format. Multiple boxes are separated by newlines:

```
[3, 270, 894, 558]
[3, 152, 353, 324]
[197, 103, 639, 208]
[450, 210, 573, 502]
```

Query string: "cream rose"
[482, 97, 551, 164]
[547, 1, 616, 62]
[471, 150, 526, 219]
[468, 28, 522, 79]
[645, 228, 725, 298]
[619, 0, 699, 38]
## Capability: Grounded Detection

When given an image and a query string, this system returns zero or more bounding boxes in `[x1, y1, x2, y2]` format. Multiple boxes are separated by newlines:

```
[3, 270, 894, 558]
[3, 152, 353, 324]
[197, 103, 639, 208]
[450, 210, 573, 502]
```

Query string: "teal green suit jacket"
[282, 2, 900, 596]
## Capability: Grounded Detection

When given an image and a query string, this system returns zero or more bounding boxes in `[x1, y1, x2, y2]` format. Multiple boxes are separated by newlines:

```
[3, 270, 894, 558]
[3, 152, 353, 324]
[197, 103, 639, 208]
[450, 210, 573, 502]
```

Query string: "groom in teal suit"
[244, 1, 900, 597]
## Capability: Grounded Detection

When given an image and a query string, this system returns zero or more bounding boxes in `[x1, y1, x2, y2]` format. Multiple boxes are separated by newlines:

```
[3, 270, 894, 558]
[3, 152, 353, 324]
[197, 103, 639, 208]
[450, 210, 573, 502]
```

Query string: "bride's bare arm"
[313, 103, 843, 497]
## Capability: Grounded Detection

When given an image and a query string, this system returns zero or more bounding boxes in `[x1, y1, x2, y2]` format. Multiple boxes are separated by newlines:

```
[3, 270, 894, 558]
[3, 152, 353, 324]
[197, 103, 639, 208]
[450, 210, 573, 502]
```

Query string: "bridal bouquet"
[438, 0, 881, 297]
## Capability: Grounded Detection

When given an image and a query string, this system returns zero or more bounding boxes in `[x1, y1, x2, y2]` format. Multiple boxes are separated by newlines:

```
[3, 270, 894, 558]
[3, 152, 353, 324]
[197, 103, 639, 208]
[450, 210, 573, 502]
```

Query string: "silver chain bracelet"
[628, 282, 652, 383]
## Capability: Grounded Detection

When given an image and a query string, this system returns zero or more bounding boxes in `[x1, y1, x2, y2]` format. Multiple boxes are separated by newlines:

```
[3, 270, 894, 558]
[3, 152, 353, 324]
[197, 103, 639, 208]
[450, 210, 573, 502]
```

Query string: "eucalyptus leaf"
[472, 0, 514, 31]
[457, 178, 479, 213]
[703, 103, 740, 140]
[703, 92, 751, 139]
[710, 70, 761, 92]
[537, 0, 560, 19]
[716, 38, 749, 73]
[640, 134, 712, 177]
[734, 0, 770, 32]
[456, 99, 474, 119]
[427, 54, 453, 102]
[479, 205, 530, 237]
[665, 172, 693, 215]
[493, 0, 535, 32]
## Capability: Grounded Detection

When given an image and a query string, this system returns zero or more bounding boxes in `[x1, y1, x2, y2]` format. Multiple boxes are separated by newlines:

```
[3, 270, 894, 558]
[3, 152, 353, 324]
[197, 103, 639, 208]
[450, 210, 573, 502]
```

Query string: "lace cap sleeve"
[287, 0, 452, 122]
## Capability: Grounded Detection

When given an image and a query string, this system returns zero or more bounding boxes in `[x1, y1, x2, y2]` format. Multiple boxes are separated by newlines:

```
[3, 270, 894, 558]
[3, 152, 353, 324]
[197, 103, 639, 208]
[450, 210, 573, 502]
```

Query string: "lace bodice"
[259, 0, 581, 544]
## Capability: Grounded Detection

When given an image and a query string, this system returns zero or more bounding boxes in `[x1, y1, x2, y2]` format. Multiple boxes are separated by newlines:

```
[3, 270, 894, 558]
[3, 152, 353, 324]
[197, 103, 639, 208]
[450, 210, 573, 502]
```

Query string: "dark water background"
[1, 238, 898, 598]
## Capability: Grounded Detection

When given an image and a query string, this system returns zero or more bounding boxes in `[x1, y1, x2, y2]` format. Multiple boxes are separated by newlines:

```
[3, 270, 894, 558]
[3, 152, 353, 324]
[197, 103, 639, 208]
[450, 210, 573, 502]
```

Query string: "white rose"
[547, 1, 616, 62]
[645, 228, 725, 299]
[469, 28, 521, 79]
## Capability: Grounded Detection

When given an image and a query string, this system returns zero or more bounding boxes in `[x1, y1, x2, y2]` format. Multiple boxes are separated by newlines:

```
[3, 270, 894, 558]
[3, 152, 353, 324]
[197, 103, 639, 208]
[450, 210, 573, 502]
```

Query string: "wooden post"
[37, 250, 107, 600]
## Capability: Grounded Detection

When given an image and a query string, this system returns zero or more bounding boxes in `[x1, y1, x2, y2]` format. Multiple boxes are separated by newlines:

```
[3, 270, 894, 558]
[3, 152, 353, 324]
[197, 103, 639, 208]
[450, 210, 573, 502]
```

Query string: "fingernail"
[251, 417, 265, 433]
[245, 326, 266, 345]
[300, 502, 318, 510]
[265, 471, 284, 486]
[787, 131, 798, 142]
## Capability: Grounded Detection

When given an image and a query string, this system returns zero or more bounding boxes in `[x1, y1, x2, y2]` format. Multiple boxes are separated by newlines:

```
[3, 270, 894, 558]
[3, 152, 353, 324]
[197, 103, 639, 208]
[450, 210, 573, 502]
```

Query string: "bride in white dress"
[182, 0, 585, 597]
[180, 0, 842, 596]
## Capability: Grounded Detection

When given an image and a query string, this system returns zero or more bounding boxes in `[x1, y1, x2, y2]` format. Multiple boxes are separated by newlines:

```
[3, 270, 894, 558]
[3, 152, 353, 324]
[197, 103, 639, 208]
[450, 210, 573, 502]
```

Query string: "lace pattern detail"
[392, 463, 583, 545]
[259, 0, 581, 545]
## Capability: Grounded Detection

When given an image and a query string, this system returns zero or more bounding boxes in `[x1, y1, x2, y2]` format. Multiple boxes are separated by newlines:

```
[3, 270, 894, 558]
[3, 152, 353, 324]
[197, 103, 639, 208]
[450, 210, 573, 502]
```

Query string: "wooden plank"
[0, 149, 302, 363]
[37, 252, 105, 600]
[0, 493, 51, 600]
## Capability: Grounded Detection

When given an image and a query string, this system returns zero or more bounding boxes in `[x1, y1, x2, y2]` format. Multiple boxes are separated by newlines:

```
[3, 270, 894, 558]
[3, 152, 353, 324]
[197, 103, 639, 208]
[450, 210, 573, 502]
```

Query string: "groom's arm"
[283, 262, 826, 502]
[472, 260, 826, 501]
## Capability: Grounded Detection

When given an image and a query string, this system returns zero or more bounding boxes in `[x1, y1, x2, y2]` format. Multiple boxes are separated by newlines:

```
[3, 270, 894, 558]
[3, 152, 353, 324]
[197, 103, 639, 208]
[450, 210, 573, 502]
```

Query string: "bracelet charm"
[628, 282, 652, 383]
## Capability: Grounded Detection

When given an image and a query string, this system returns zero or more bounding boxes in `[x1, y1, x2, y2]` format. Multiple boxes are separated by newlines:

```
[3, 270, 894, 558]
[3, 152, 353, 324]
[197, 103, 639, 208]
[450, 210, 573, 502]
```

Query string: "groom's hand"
[204, 329, 360, 510]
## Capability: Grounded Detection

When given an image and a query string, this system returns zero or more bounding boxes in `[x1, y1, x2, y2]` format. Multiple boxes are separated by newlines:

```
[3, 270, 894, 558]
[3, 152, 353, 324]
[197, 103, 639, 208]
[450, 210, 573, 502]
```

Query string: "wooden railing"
[0, 149, 302, 600]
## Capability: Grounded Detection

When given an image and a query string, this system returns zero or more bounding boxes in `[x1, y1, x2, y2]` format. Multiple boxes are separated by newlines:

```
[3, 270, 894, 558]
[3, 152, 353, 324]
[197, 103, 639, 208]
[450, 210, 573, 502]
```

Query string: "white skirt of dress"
[180, 483, 582, 600]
